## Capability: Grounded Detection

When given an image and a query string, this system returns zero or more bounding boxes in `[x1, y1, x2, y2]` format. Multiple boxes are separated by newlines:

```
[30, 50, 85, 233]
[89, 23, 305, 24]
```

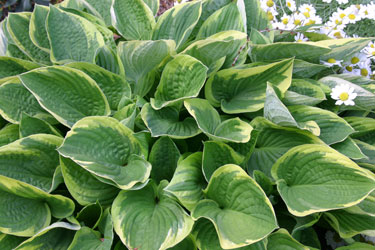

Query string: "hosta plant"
[0, 0, 375, 249]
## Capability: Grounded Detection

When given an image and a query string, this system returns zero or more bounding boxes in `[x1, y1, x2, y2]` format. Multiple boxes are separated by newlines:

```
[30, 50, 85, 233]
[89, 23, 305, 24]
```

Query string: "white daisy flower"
[321, 58, 343, 67]
[356, 60, 372, 78]
[299, 4, 316, 18]
[285, 0, 296, 12]
[346, 52, 367, 66]
[337, 0, 349, 4]
[292, 12, 306, 27]
[294, 33, 308, 42]
[322, 0, 332, 3]
[345, 6, 361, 24]
[330, 84, 357, 106]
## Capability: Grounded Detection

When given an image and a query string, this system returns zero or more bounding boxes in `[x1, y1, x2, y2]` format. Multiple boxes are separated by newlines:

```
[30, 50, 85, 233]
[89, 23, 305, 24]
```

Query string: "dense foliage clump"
[0, 0, 375, 249]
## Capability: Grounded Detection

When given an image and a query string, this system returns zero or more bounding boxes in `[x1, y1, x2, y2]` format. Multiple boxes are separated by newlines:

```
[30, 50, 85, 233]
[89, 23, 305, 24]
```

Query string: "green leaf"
[202, 141, 244, 181]
[0, 56, 39, 83]
[111, 0, 155, 40]
[288, 105, 355, 144]
[292, 59, 328, 78]
[267, 229, 309, 250]
[250, 28, 271, 45]
[168, 235, 197, 250]
[6, 13, 51, 64]
[324, 209, 375, 238]
[141, 103, 201, 139]
[247, 117, 324, 178]
[143, 0, 159, 16]
[331, 137, 367, 160]
[19, 113, 61, 138]
[192, 164, 278, 249]
[243, 0, 272, 38]
[205, 58, 293, 113]
[117, 40, 175, 97]
[78, 0, 113, 26]
[76, 202, 103, 229]
[355, 140, 375, 167]
[183, 31, 247, 75]
[0, 233, 25, 250]
[319, 76, 375, 111]
[164, 152, 206, 211]
[345, 191, 375, 217]
[14, 222, 79, 250]
[29, 5, 50, 52]
[192, 219, 267, 250]
[336, 242, 375, 250]
[0, 175, 75, 236]
[95, 46, 124, 76]
[149, 136, 180, 183]
[47, 6, 105, 63]
[271, 144, 375, 216]
[60, 156, 119, 206]
[184, 98, 253, 143]
[0, 134, 63, 192]
[152, 1, 202, 50]
[19, 66, 110, 128]
[196, 2, 244, 40]
[0, 78, 52, 124]
[249, 42, 331, 63]
[283, 79, 327, 106]
[112, 181, 194, 250]
[0, 124, 19, 147]
[68, 208, 113, 250]
[345, 117, 375, 146]
[264, 83, 320, 136]
[150, 55, 208, 109]
[65, 62, 131, 110]
[59, 116, 150, 190]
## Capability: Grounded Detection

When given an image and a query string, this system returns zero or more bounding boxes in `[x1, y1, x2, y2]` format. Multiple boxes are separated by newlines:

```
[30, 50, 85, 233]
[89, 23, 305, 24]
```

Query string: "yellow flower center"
[348, 14, 356, 20]
[371, 44, 375, 48]
[294, 19, 302, 25]
[372, 51, 375, 56]
[334, 32, 343, 39]
[351, 57, 360, 64]
[361, 68, 369, 77]
[306, 20, 316, 25]
[297, 39, 303, 42]
[356, 4, 361, 10]
[267, 12, 274, 21]
[339, 13, 346, 19]
[327, 58, 336, 64]
[346, 66, 353, 72]
[365, 10, 369, 15]
[266, 0, 274, 7]
[282, 18, 289, 25]
[287, 2, 291, 7]
[303, 12, 310, 18]
[335, 19, 342, 25]
[339, 92, 349, 101]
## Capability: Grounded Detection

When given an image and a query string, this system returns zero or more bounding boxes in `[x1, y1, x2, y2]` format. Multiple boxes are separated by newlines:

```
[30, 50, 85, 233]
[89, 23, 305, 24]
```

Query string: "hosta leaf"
[60, 156, 119, 206]
[143, 0, 159, 16]
[355, 140, 375, 167]
[14, 222, 79, 250]
[0, 56, 39, 84]
[331, 73, 375, 86]
[319, 76, 375, 110]
[0, 175, 75, 236]
[168, 235, 197, 250]
[202, 141, 244, 181]
[59, 116, 150, 190]
[19, 66, 110, 128]
[345, 117, 375, 146]
[151, 55, 208, 109]
[192, 219, 267, 250]
[6, 13, 50, 64]
[267, 229, 309, 250]
[192, 164, 278, 249]
[76, 202, 103, 229]
[249, 42, 330, 63]
[141, 103, 201, 139]
[19, 113, 61, 138]
[283, 79, 326, 106]
[264, 83, 320, 136]
[324, 210, 375, 238]
[113, 103, 138, 130]
[117, 40, 175, 97]
[78, 0, 113, 26]
[29, 5, 50, 52]
[112, 181, 194, 250]
[149, 136, 180, 183]
[336, 242, 375, 250]
[247, 117, 324, 178]
[111, 0, 155, 40]
[0, 124, 19, 147]
[47, 6, 105, 63]
[288, 105, 355, 144]
[271, 144, 375, 216]
[0, 233, 25, 250]
[331, 137, 367, 160]
[292, 59, 328, 78]
[164, 152, 206, 211]
[243, 0, 272, 39]
[184, 98, 253, 143]
[152, 1, 202, 50]
[205, 58, 293, 113]
[0, 134, 63, 192]
[196, 2, 244, 40]
[0, 78, 52, 124]
[69, 208, 113, 250]
[345, 191, 375, 217]
[183, 31, 247, 75]
[65, 62, 131, 110]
